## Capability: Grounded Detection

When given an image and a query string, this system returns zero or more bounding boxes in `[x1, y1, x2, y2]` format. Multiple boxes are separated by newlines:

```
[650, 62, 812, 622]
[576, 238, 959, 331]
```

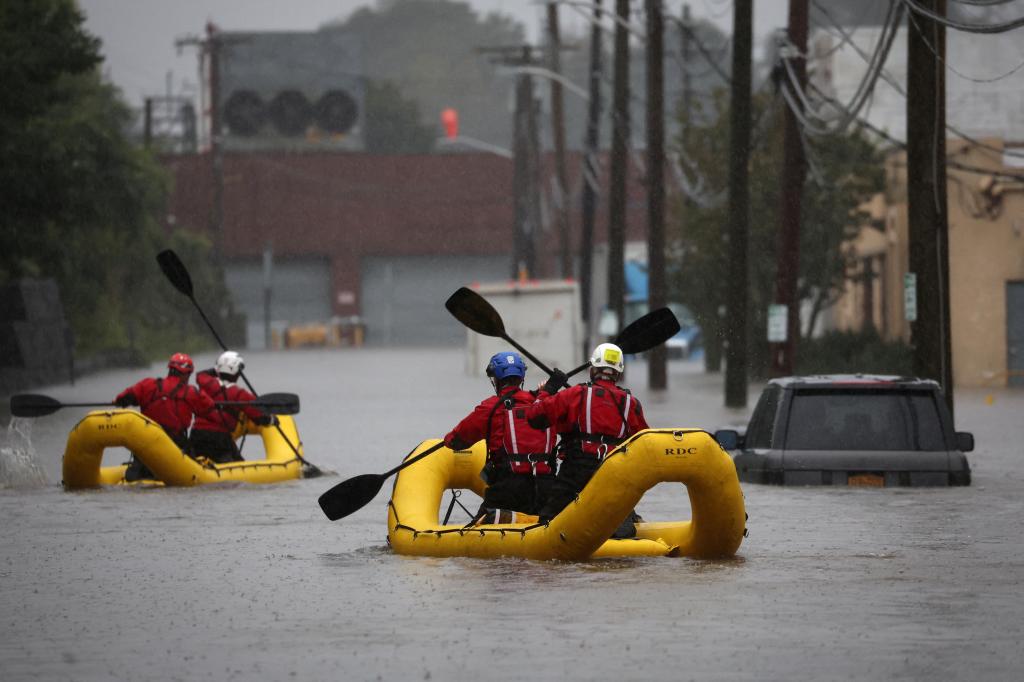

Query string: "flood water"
[2, 348, 1022, 681]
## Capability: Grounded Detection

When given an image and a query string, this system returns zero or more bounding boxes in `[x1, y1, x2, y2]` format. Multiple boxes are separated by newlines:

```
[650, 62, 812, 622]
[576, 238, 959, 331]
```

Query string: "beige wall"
[834, 139, 1024, 387]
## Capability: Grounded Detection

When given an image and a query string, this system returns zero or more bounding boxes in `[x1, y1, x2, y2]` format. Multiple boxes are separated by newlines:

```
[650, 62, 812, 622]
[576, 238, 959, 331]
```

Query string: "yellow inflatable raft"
[387, 428, 746, 560]
[62, 410, 306, 489]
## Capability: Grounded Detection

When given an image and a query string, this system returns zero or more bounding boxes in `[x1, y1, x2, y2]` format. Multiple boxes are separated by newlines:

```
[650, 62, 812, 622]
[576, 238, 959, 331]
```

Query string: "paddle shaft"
[382, 441, 446, 479]
[160, 252, 316, 471]
[500, 333, 554, 377]
[318, 440, 447, 520]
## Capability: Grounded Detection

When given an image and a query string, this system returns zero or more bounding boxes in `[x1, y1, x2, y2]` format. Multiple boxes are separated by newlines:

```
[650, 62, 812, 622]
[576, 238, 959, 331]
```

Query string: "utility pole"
[646, 0, 667, 390]
[177, 24, 225, 262]
[771, 0, 808, 377]
[144, 98, 154, 148]
[680, 4, 692, 140]
[481, 46, 544, 280]
[208, 23, 224, 263]
[547, 3, 572, 279]
[608, 0, 631, 334]
[906, 0, 953, 416]
[725, 0, 752, 408]
[580, 0, 604, 357]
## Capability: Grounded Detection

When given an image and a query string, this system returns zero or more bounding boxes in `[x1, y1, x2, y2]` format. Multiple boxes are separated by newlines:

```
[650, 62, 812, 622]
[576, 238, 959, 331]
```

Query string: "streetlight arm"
[496, 65, 591, 101]
[438, 136, 513, 159]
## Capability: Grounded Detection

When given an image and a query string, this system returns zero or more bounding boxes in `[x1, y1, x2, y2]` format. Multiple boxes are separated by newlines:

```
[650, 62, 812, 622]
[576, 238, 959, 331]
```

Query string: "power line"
[905, 4, 1024, 82]
[809, 0, 1024, 159]
[780, 0, 904, 136]
[900, 0, 1024, 33]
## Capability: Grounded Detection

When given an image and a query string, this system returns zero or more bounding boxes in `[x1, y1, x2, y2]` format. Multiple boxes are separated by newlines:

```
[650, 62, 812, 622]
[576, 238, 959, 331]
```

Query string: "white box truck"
[465, 280, 583, 377]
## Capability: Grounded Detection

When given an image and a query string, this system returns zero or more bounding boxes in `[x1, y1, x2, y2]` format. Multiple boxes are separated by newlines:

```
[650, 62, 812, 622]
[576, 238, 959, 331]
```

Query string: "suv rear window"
[784, 388, 946, 451]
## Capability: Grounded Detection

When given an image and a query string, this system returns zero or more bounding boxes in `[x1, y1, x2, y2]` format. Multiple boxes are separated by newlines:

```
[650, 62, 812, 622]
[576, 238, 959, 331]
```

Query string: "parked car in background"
[715, 375, 974, 487]
[600, 301, 702, 360]
[616, 260, 702, 359]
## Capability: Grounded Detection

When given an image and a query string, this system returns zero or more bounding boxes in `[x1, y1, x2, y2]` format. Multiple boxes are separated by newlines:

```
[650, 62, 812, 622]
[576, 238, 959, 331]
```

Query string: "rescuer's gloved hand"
[542, 368, 568, 395]
[255, 415, 279, 427]
[114, 395, 135, 408]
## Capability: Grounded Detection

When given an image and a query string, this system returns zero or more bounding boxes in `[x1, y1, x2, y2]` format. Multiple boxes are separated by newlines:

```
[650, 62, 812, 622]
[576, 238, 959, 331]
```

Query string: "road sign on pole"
[904, 272, 917, 322]
[767, 304, 788, 342]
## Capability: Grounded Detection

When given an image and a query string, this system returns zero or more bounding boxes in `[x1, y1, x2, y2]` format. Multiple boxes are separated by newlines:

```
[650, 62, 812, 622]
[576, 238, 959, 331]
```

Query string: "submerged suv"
[715, 375, 974, 487]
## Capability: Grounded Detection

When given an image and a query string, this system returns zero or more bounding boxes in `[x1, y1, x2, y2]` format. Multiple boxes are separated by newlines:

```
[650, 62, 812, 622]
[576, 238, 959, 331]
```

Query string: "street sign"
[904, 272, 917, 322]
[767, 304, 788, 342]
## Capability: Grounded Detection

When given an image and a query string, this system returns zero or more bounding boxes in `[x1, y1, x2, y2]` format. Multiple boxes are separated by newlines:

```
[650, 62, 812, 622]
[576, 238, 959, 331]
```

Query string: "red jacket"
[115, 374, 215, 436]
[193, 369, 265, 433]
[444, 387, 555, 474]
[526, 379, 649, 457]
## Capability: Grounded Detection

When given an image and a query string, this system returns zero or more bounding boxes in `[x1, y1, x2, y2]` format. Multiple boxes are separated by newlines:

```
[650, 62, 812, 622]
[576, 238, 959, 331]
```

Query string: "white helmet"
[590, 342, 625, 373]
[216, 351, 245, 376]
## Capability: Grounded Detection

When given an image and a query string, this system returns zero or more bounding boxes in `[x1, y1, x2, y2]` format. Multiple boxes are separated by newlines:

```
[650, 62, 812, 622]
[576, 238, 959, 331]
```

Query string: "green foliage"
[323, 0, 525, 146]
[1, 0, 233, 363]
[364, 80, 437, 154]
[795, 330, 913, 376]
[669, 89, 885, 378]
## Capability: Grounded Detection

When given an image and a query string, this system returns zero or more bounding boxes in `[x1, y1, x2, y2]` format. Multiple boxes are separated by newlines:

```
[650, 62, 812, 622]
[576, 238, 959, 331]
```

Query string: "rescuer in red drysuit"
[526, 342, 649, 537]
[114, 352, 215, 480]
[190, 350, 277, 464]
[443, 351, 558, 524]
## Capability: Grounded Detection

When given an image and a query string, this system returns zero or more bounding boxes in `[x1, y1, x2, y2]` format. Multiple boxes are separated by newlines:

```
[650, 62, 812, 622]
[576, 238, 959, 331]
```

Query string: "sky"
[79, 0, 792, 109]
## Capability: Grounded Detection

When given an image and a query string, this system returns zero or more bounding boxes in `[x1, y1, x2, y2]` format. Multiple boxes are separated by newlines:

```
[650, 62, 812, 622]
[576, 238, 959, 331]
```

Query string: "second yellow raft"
[387, 428, 746, 560]
[62, 410, 306, 489]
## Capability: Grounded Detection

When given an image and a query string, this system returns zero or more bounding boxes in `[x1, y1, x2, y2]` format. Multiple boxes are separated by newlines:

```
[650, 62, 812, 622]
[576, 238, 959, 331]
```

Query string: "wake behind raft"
[387, 429, 746, 560]
[62, 410, 306, 488]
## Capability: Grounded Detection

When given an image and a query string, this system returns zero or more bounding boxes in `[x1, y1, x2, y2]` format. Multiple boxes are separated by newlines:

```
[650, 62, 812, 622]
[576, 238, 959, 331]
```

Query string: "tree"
[364, 80, 437, 154]
[1, 0, 234, 361]
[323, 0, 525, 148]
[669, 89, 883, 377]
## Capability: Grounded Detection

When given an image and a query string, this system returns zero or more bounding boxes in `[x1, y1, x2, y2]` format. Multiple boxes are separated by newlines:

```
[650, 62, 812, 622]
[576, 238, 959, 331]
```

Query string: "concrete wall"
[836, 140, 1024, 387]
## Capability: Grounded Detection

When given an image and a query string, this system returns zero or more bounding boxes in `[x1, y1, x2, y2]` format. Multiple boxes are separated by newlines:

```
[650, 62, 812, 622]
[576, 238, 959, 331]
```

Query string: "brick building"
[164, 150, 649, 346]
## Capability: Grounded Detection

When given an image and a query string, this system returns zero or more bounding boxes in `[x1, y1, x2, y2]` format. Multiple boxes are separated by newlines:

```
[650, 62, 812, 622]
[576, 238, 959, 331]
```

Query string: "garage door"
[225, 257, 332, 349]
[361, 255, 509, 345]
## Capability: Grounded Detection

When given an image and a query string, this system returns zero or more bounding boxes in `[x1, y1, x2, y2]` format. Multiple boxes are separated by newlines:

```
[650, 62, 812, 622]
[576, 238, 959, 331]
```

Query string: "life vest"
[486, 390, 555, 476]
[564, 383, 633, 458]
[140, 376, 193, 436]
[194, 373, 256, 433]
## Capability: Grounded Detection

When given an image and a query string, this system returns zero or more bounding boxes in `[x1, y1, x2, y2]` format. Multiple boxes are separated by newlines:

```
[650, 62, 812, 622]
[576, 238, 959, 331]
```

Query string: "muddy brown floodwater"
[2, 348, 1022, 681]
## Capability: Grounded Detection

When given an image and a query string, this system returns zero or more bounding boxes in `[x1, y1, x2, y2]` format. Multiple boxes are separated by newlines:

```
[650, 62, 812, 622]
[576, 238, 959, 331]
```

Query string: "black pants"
[536, 454, 638, 538]
[125, 428, 187, 482]
[189, 429, 243, 464]
[477, 466, 555, 519]
[536, 454, 602, 520]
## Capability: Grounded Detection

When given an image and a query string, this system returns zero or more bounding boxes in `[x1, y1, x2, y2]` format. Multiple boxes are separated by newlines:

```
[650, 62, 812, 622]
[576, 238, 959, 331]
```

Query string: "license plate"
[848, 473, 885, 487]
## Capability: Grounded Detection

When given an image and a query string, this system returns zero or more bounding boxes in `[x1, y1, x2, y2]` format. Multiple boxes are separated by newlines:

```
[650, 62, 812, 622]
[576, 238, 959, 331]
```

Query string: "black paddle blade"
[615, 307, 681, 354]
[318, 473, 386, 521]
[445, 287, 506, 337]
[157, 249, 194, 298]
[218, 393, 298, 414]
[10, 394, 63, 418]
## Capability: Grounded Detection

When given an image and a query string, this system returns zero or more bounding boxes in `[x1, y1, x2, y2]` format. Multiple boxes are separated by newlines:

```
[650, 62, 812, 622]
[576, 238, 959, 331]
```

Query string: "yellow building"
[836, 138, 1024, 388]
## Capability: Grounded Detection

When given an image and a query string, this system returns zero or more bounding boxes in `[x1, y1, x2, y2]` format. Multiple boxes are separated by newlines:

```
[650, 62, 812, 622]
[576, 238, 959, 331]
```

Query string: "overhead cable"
[900, 0, 1024, 33]
[812, 0, 1024, 160]
[904, 5, 1024, 83]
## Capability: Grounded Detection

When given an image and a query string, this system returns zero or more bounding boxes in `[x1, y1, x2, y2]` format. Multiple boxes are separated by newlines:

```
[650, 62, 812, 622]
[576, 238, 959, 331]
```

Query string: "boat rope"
[441, 489, 473, 525]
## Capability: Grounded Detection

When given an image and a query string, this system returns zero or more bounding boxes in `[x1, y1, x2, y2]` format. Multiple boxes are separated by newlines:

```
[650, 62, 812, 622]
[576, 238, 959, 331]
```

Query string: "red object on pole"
[441, 108, 459, 139]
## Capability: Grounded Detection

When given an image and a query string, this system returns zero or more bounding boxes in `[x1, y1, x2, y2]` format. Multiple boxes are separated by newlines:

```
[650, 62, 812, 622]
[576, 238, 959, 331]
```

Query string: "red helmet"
[168, 352, 194, 374]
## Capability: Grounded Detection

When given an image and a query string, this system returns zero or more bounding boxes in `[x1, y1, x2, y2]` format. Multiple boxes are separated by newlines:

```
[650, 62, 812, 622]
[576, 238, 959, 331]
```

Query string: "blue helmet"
[485, 352, 527, 381]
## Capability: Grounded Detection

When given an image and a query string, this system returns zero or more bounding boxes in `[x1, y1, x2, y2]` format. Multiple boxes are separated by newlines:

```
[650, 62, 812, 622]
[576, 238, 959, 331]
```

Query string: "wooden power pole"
[547, 3, 572, 279]
[646, 0, 667, 389]
[608, 0, 631, 334]
[725, 0, 752, 408]
[580, 0, 604, 357]
[906, 0, 954, 416]
[771, 0, 808, 377]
